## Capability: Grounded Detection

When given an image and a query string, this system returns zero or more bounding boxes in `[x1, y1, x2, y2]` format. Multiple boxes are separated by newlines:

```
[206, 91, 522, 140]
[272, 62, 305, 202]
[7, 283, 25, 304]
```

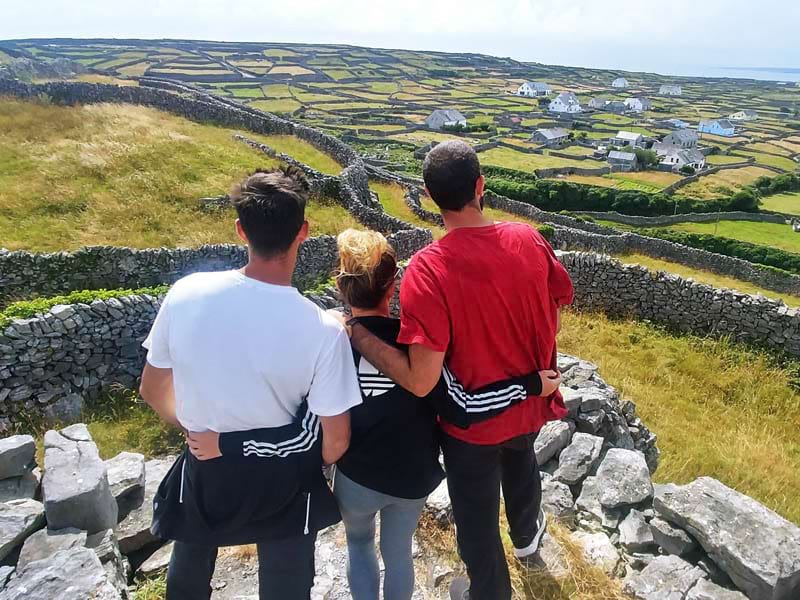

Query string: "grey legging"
[333, 470, 427, 600]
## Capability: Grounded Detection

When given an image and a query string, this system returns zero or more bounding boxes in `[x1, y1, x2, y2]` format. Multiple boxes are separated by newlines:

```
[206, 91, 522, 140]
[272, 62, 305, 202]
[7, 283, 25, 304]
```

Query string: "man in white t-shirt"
[139, 166, 362, 600]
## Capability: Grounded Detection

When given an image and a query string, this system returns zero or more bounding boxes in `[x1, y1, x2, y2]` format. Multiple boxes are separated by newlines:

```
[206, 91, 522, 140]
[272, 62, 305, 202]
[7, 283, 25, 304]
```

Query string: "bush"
[753, 173, 800, 197]
[634, 148, 659, 169]
[639, 229, 800, 275]
[679, 165, 696, 175]
[536, 224, 555, 240]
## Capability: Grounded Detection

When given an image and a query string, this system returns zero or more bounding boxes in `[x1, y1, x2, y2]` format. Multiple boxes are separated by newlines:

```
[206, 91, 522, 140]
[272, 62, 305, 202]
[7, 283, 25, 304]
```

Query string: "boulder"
[560, 387, 583, 417]
[117, 458, 171, 554]
[572, 530, 620, 575]
[17, 527, 87, 570]
[0, 547, 122, 599]
[105, 452, 145, 503]
[0, 436, 35, 480]
[650, 516, 697, 557]
[654, 477, 800, 600]
[0, 470, 39, 503]
[541, 478, 575, 520]
[86, 529, 129, 597]
[686, 579, 749, 600]
[594, 448, 653, 509]
[42, 424, 118, 534]
[575, 476, 623, 530]
[424, 480, 452, 526]
[0, 498, 45, 562]
[623, 554, 706, 600]
[619, 509, 655, 552]
[0, 566, 12, 588]
[42, 394, 84, 425]
[137, 541, 173, 578]
[553, 433, 603, 485]
[576, 409, 605, 434]
[534, 421, 572, 465]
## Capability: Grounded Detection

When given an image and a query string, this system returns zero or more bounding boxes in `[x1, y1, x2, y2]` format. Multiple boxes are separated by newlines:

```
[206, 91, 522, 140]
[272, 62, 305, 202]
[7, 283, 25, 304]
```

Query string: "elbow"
[409, 379, 437, 398]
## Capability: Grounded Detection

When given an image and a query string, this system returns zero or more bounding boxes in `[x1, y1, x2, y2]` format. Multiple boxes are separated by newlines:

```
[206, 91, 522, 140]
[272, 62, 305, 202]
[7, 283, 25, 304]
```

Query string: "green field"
[0, 98, 353, 250]
[666, 220, 800, 253]
[760, 191, 800, 215]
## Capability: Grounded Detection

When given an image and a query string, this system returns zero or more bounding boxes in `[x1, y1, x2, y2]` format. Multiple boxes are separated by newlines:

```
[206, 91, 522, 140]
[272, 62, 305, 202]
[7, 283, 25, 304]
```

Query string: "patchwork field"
[675, 166, 777, 199]
[667, 219, 800, 253]
[0, 98, 354, 250]
[760, 191, 800, 214]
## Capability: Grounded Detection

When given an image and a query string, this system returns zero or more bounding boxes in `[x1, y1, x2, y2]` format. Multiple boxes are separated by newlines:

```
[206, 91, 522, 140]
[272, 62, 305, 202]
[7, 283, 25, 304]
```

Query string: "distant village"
[423, 76, 760, 176]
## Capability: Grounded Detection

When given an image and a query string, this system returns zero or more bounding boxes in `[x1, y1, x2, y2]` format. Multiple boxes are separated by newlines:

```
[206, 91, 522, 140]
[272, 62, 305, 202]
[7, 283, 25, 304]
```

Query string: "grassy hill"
[0, 98, 357, 251]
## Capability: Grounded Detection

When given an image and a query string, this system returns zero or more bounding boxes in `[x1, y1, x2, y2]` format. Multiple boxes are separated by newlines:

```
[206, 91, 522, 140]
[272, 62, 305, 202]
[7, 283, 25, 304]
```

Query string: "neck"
[241, 251, 297, 287]
[442, 204, 493, 232]
[350, 303, 390, 318]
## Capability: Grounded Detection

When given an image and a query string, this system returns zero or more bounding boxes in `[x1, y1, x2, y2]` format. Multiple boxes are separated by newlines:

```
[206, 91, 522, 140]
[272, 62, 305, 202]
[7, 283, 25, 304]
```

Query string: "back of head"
[422, 140, 481, 212]
[230, 165, 310, 259]
[336, 229, 397, 310]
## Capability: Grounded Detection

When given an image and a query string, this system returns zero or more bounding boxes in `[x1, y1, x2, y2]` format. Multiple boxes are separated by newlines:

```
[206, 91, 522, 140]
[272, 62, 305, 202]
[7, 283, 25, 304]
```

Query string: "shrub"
[634, 148, 659, 169]
[679, 165, 696, 175]
[536, 224, 555, 240]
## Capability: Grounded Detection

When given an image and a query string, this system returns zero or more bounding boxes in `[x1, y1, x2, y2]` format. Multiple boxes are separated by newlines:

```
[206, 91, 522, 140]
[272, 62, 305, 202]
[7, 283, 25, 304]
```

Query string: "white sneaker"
[514, 508, 547, 566]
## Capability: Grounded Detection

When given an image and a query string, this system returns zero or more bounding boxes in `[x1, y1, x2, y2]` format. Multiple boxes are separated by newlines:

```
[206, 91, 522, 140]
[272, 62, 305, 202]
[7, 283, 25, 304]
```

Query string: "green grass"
[614, 253, 800, 307]
[250, 134, 342, 175]
[560, 310, 800, 525]
[677, 166, 776, 199]
[371, 181, 445, 238]
[665, 220, 800, 253]
[760, 191, 800, 215]
[248, 98, 301, 114]
[478, 147, 588, 172]
[705, 153, 750, 165]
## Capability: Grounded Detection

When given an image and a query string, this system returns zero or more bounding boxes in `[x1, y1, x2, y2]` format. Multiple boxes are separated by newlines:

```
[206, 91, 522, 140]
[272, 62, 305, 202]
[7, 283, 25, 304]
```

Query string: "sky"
[2, 0, 799, 78]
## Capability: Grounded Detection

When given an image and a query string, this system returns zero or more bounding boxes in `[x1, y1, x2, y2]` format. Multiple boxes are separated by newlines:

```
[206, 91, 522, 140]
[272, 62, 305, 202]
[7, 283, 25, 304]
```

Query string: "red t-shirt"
[397, 222, 574, 445]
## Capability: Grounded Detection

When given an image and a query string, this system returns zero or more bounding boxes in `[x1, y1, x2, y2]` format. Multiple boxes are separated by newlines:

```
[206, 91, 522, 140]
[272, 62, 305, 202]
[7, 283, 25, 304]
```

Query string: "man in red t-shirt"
[344, 140, 574, 600]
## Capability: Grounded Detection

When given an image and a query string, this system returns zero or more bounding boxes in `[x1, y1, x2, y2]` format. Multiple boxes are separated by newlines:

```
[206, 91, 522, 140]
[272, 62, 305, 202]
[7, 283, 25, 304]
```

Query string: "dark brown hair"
[422, 140, 482, 211]
[335, 229, 397, 309]
[230, 165, 310, 259]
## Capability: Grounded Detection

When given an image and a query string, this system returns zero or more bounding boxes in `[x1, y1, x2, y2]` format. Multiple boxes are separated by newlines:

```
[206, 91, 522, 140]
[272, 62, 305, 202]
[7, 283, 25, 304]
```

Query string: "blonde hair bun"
[336, 229, 394, 284]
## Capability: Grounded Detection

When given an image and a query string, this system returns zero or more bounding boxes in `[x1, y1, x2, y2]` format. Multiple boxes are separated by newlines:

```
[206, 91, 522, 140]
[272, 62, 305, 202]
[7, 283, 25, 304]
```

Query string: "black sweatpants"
[441, 432, 542, 600]
[165, 533, 317, 600]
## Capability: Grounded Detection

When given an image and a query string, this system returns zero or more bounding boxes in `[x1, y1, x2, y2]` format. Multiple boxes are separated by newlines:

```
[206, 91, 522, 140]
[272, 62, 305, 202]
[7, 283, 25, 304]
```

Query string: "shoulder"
[300, 298, 349, 341]
[163, 271, 235, 304]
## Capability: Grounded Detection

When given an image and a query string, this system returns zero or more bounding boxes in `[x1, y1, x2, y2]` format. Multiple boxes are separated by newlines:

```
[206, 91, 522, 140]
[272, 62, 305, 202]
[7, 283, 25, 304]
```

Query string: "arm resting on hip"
[139, 362, 181, 429]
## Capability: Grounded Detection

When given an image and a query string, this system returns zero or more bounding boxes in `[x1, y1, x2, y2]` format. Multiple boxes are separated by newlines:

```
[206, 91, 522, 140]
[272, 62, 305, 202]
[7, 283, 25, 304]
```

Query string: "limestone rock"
[572, 530, 620, 574]
[650, 516, 697, 556]
[0, 436, 35, 480]
[623, 554, 706, 600]
[553, 433, 603, 485]
[0, 470, 39, 503]
[0, 498, 45, 562]
[619, 509, 655, 552]
[105, 452, 145, 503]
[0, 566, 12, 588]
[560, 387, 583, 417]
[595, 448, 653, 509]
[541, 478, 574, 520]
[686, 579, 749, 600]
[424, 480, 452, 526]
[524, 533, 569, 578]
[42, 394, 84, 425]
[42, 424, 118, 533]
[575, 476, 623, 529]
[17, 527, 87, 570]
[117, 458, 171, 554]
[0, 547, 122, 599]
[534, 421, 572, 465]
[137, 541, 173, 578]
[654, 477, 800, 600]
[86, 529, 129, 598]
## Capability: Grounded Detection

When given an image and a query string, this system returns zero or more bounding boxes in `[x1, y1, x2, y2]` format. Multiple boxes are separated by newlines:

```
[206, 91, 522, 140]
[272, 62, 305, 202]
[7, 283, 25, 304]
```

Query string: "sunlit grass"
[370, 181, 446, 239]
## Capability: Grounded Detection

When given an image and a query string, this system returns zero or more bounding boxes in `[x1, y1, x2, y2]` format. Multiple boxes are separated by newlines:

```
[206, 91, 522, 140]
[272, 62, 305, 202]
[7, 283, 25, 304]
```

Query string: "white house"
[657, 147, 706, 172]
[624, 97, 652, 112]
[530, 127, 570, 147]
[659, 84, 682, 96]
[729, 109, 758, 121]
[517, 81, 552, 97]
[662, 129, 699, 148]
[612, 130, 644, 148]
[425, 109, 467, 130]
[698, 119, 736, 137]
[588, 97, 609, 110]
[548, 92, 583, 114]
[612, 77, 629, 88]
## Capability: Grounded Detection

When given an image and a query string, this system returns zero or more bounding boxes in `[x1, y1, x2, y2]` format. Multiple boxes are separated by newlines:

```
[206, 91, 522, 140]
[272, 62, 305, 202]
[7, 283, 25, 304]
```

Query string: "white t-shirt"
[142, 270, 362, 433]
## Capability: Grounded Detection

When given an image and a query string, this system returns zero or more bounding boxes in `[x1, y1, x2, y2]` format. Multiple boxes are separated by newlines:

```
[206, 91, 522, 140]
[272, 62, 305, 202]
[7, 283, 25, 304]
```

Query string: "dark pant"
[441, 432, 542, 600]
[165, 533, 317, 600]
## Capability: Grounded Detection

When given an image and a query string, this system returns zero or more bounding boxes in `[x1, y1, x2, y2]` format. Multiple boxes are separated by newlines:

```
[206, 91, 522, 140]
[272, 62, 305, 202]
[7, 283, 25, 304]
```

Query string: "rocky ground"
[1, 354, 799, 599]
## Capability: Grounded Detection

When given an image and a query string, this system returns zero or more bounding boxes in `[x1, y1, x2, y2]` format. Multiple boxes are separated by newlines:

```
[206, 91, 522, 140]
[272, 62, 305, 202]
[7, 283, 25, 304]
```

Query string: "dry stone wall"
[575, 210, 786, 226]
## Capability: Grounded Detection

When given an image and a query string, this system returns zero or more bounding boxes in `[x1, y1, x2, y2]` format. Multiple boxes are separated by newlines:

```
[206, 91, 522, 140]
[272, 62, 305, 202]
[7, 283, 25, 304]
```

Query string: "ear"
[475, 174, 485, 200]
[296, 221, 310, 244]
[235, 219, 248, 245]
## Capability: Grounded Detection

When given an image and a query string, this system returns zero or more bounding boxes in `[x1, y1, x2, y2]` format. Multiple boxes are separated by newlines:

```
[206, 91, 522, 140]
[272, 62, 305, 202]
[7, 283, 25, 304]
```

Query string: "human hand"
[187, 430, 222, 461]
[539, 370, 562, 396]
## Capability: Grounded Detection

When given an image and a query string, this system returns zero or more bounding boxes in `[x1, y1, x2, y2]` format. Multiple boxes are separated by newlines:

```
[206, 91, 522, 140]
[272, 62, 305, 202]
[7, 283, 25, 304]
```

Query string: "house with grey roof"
[517, 81, 552, 97]
[662, 129, 698, 148]
[548, 92, 583, 114]
[659, 84, 682, 96]
[729, 109, 758, 121]
[608, 150, 638, 171]
[612, 77, 629, 89]
[530, 127, 570, 147]
[657, 147, 706, 172]
[606, 101, 627, 114]
[612, 130, 644, 148]
[425, 109, 467, 130]
[660, 118, 690, 129]
[698, 119, 736, 137]
[624, 97, 652, 112]
[588, 97, 609, 110]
